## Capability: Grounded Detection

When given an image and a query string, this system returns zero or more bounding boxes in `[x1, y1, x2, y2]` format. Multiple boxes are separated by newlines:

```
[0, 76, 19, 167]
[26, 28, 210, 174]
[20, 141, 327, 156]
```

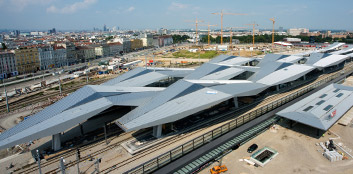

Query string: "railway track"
[0, 75, 118, 114]
[13, 129, 127, 174]
[22, 81, 289, 174]
[62, 65, 350, 173]
[103, 63, 353, 173]
[8, 62, 353, 173]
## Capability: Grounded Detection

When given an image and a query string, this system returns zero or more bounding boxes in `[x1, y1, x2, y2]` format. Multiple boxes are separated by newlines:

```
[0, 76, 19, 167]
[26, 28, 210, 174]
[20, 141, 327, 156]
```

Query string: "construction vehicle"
[210, 165, 228, 174]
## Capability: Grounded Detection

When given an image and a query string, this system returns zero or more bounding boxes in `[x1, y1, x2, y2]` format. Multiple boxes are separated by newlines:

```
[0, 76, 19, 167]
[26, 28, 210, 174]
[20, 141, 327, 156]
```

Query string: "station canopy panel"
[0, 42, 351, 150]
[277, 84, 353, 130]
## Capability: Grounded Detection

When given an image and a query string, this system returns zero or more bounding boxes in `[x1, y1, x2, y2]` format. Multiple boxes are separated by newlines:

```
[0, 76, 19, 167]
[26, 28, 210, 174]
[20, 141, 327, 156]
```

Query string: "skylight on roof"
[323, 105, 333, 111]
[316, 100, 325, 105]
[333, 89, 340, 93]
[319, 94, 327, 98]
[336, 93, 344, 98]
[303, 106, 314, 112]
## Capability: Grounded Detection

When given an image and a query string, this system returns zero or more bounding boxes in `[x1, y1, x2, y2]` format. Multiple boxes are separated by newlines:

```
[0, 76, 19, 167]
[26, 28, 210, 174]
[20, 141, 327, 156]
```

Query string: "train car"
[74, 71, 84, 78]
[122, 60, 142, 68]
[30, 83, 42, 91]
[46, 79, 60, 86]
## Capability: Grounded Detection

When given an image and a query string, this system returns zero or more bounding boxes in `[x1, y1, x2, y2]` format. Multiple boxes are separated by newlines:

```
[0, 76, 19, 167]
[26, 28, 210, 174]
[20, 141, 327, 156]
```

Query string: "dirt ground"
[199, 120, 353, 174]
[200, 76, 353, 174]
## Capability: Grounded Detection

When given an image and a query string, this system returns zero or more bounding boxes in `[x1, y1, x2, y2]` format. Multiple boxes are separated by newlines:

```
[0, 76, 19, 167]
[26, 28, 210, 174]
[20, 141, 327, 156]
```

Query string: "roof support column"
[233, 97, 239, 109]
[317, 129, 321, 137]
[276, 85, 280, 92]
[303, 75, 306, 81]
[153, 125, 162, 138]
[79, 124, 84, 136]
[52, 133, 62, 151]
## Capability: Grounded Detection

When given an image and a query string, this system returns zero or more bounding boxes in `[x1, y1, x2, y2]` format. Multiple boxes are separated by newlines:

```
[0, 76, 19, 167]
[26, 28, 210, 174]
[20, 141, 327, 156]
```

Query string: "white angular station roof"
[0, 68, 192, 149]
[117, 51, 349, 132]
[305, 53, 348, 69]
[331, 45, 353, 55]
[319, 42, 345, 53]
[1, 42, 351, 149]
[277, 84, 353, 130]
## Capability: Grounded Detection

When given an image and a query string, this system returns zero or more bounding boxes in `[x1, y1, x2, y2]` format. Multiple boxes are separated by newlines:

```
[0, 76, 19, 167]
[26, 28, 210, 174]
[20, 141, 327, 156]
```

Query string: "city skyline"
[0, 0, 353, 31]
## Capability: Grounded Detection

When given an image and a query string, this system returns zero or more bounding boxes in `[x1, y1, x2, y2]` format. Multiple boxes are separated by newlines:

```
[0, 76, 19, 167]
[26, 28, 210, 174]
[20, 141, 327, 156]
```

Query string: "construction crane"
[199, 23, 217, 46]
[185, 17, 204, 45]
[227, 27, 247, 50]
[211, 10, 247, 45]
[245, 22, 259, 49]
[270, 18, 276, 50]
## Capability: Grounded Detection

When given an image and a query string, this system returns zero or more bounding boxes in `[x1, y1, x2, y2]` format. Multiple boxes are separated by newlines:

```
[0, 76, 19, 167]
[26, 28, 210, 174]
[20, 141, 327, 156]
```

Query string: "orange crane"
[270, 18, 276, 50]
[245, 22, 259, 48]
[211, 10, 247, 45]
[228, 27, 247, 49]
[186, 17, 204, 45]
[199, 23, 217, 46]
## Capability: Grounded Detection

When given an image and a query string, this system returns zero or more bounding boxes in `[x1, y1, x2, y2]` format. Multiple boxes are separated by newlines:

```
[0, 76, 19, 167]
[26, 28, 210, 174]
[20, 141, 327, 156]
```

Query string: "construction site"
[1, 9, 353, 174]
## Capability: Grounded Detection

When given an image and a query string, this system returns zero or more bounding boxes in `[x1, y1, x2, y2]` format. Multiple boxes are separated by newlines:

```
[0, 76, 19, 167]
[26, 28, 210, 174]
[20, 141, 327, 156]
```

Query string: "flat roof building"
[277, 84, 353, 131]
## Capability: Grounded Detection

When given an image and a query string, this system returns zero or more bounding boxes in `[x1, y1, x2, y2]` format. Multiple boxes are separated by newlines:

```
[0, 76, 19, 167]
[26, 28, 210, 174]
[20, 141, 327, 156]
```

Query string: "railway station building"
[277, 83, 353, 135]
[0, 43, 352, 151]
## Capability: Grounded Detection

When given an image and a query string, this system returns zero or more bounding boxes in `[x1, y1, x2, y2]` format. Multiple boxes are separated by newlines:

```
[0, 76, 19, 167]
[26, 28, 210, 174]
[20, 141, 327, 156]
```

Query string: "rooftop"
[277, 83, 353, 130]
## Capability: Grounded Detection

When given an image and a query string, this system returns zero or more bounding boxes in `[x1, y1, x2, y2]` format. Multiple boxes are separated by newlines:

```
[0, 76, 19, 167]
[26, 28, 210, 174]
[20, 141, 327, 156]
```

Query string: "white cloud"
[4, 0, 54, 11]
[47, 0, 97, 14]
[126, 6, 135, 12]
[169, 2, 189, 10]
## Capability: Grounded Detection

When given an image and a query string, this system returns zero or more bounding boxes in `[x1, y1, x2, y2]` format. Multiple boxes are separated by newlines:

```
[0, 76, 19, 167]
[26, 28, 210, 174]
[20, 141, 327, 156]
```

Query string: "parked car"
[247, 143, 258, 153]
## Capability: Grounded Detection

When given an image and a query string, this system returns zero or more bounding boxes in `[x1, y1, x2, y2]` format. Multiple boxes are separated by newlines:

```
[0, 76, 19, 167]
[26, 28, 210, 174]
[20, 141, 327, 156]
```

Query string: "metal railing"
[123, 62, 353, 174]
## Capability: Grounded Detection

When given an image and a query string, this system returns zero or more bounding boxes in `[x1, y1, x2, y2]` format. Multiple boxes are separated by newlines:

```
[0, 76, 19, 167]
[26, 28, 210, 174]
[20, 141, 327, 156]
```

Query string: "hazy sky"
[0, 0, 352, 31]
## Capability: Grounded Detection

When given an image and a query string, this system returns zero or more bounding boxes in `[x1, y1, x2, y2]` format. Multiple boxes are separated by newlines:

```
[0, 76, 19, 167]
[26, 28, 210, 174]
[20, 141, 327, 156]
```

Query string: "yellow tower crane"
[270, 18, 276, 50]
[245, 22, 259, 48]
[199, 23, 217, 46]
[186, 17, 204, 45]
[211, 10, 247, 45]
[227, 27, 247, 50]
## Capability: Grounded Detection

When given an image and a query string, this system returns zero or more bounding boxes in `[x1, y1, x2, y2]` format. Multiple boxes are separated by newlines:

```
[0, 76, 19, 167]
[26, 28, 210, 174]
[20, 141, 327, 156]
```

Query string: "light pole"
[2, 74, 9, 113]
[60, 157, 66, 174]
[76, 148, 80, 174]
[153, 53, 155, 72]
[58, 75, 62, 96]
[145, 54, 147, 69]
[36, 150, 42, 174]
[86, 62, 89, 84]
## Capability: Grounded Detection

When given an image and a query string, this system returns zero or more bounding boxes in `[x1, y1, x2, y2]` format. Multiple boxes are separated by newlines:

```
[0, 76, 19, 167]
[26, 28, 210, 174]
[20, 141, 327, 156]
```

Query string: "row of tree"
[198, 34, 353, 44]
[172, 35, 190, 43]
